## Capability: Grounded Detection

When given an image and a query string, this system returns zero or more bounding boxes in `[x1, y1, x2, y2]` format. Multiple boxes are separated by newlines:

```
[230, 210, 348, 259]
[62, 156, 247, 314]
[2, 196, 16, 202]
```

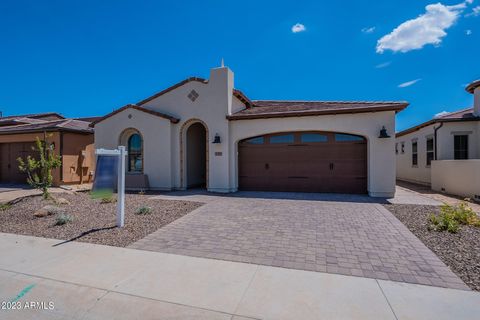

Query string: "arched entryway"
[238, 131, 368, 194]
[186, 122, 207, 188]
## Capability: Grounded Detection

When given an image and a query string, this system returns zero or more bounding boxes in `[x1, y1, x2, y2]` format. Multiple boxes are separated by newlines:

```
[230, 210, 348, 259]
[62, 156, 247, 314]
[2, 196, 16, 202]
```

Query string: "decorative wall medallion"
[187, 90, 199, 102]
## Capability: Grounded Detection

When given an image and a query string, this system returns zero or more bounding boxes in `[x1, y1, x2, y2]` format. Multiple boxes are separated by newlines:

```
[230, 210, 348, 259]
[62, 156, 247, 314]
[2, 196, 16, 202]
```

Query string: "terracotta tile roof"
[90, 104, 180, 127]
[396, 107, 479, 138]
[74, 116, 102, 123]
[0, 119, 93, 134]
[0, 112, 64, 121]
[97, 76, 408, 124]
[227, 100, 409, 120]
[436, 107, 476, 120]
[0, 117, 47, 126]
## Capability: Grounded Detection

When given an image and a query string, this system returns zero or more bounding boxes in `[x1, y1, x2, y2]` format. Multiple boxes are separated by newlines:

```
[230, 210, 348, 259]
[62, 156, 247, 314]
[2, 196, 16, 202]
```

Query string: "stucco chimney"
[209, 65, 234, 115]
[466, 80, 480, 117]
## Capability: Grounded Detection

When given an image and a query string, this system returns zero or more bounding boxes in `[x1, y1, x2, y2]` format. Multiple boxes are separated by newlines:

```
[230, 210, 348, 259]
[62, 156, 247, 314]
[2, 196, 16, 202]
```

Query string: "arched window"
[127, 133, 143, 172]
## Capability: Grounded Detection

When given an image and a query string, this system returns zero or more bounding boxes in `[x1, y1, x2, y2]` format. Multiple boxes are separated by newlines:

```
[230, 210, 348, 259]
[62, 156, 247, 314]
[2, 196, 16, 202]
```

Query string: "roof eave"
[227, 104, 408, 121]
[0, 127, 93, 136]
[396, 117, 480, 138]
[90, 104, 180, 127]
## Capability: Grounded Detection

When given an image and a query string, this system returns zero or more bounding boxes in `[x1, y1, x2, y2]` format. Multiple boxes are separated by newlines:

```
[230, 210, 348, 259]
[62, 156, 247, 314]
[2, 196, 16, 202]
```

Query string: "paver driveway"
[129, 191, 468, 290]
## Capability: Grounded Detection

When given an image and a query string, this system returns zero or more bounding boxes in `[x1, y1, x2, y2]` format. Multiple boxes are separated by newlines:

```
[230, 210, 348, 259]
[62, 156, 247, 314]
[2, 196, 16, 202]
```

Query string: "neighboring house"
[396, 80, 480, 200]
[0, 113, 96, 185]
[92, 65, 408, 197]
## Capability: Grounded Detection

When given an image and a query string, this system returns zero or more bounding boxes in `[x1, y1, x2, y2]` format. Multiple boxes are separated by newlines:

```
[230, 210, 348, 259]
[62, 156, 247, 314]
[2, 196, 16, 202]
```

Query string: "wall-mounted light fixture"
[378, 126, 390, 138]
[212, 133, 221, 144]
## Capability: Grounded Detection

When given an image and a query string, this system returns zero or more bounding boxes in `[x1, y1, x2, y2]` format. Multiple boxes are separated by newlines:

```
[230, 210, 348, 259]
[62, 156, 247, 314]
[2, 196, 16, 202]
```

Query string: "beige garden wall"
[396, 121, 480, 186]
[431, 160, 480, 200]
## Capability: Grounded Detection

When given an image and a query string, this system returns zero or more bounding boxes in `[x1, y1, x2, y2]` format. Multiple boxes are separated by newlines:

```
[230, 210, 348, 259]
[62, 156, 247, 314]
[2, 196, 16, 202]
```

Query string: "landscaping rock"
[2, 192, 202, 248]
[54, 197, 71, 205]
[384, 204, 480, 291]
[34, 205, 65, 217]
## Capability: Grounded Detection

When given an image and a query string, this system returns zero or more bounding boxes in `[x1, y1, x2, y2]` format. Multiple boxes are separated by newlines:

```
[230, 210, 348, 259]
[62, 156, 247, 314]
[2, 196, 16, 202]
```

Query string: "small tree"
[17, 133, 62, 199]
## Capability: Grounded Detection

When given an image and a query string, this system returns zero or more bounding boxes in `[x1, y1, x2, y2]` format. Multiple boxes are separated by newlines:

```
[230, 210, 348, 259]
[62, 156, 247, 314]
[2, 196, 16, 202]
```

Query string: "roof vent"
[187, 90, 199, 102]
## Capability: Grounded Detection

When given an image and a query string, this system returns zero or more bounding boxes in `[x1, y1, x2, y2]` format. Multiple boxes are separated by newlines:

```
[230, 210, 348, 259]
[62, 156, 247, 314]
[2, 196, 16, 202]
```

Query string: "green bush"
[0, 203, 11, 211]
[55, 213, 73, 226]
[135, 206, 152, 215]
[429, 201, 480, 233]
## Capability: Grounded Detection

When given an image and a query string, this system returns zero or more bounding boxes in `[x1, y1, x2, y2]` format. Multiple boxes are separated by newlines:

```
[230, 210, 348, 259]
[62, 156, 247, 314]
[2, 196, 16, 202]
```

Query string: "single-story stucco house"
[396, 80, 480, 200]
[92, 66, 408, 197]
[0, 113, 97, 186]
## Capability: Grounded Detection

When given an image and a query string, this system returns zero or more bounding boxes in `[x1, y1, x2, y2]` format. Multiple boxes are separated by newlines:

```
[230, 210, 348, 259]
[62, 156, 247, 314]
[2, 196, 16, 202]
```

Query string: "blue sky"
[0, 0, 478, 131]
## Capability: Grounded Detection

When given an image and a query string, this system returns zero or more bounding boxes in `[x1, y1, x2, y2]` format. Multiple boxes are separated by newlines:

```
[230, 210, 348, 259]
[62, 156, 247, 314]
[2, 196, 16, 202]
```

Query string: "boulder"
[55, 197, 71, 205]
[33, 205, 65, 218]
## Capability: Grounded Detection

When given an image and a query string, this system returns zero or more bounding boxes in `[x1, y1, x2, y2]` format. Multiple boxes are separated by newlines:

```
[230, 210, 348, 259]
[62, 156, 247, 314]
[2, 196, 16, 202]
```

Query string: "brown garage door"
[0, 142, 37, 183]
[238, 132, 367, 194]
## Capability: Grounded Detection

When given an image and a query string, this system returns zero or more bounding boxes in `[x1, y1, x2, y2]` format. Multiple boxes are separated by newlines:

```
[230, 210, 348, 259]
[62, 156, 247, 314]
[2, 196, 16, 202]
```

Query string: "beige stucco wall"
[431, 160, 480, 200]
[93, 108, 172, 190]
[396, 121, 480, 185]
[94, 66, 399, 197]
[139, 67, 234, 192]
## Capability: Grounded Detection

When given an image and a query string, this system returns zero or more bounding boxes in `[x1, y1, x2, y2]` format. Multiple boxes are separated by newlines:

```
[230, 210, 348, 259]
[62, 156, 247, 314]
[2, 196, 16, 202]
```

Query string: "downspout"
[433, 122, 443, 160]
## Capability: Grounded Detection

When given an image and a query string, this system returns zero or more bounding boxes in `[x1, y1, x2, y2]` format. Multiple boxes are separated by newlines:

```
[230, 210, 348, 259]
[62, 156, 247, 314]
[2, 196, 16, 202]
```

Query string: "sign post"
[116, 146, 126, 227]
[94, 147, 126, 228]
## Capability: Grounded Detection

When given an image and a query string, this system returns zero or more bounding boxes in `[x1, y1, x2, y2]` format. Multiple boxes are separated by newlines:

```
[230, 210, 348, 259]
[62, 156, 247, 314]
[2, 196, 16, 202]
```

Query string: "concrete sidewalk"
[0, 233, 479, 319]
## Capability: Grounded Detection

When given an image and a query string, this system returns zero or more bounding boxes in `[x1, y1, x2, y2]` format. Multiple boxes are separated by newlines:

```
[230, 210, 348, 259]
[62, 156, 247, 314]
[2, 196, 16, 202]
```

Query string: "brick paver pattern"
[129, 192, 468, 290]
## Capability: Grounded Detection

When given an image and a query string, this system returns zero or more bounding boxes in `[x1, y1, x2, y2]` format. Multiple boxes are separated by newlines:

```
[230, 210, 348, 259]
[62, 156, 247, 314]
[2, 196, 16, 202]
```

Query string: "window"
[270, 134, 294, 144]
[244, 137, 264, 144]
[300, 133, 328, 143]
[128, 133, 143, 172]
[412, 141, 418, 166]
[454, 135, 469, 159]
[335, 133, 364, 142]
[426, 138, 434, 166]
[395, 143, 398, 155]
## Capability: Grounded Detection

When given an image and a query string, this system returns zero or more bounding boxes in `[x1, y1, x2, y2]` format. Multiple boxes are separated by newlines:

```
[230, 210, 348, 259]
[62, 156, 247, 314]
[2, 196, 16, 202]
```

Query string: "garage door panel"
[239, 132, 367, 194]
[0, 142, 37, 183]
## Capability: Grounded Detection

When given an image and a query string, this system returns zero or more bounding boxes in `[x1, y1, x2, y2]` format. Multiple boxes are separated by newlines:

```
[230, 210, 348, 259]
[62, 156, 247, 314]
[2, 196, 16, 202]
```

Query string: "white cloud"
[466, 29, 473, 35]
[471, 5, 480, 15]
[434, 110, 450, 118]
[291, 23, 306, 33]
[376, 1, 470, 53]
[398, 79, 422, 88]
[375, 61, 391, 68]
[361, 26, 376, 33]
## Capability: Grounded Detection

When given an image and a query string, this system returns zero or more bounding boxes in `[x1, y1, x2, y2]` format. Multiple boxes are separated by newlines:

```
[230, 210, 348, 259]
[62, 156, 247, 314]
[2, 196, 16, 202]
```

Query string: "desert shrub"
[0, 203, 11, 211]
[429, 201, 480, 233]
[55, 213, 73, 226]
[100, 196, 116, 204]
[135, 206, 152, 215]
[17, 136, 62, 199]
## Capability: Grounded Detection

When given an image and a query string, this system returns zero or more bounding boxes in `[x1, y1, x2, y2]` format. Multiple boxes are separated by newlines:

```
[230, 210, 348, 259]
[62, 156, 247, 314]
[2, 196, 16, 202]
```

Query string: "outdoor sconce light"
[212, 133, 221, 144]
[378, 126, 391, 138]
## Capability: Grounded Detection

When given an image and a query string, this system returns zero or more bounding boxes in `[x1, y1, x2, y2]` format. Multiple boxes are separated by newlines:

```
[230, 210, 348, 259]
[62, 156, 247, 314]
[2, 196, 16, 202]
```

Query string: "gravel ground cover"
[0, 192, 202, 247]
[385, 204, 480, 291]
